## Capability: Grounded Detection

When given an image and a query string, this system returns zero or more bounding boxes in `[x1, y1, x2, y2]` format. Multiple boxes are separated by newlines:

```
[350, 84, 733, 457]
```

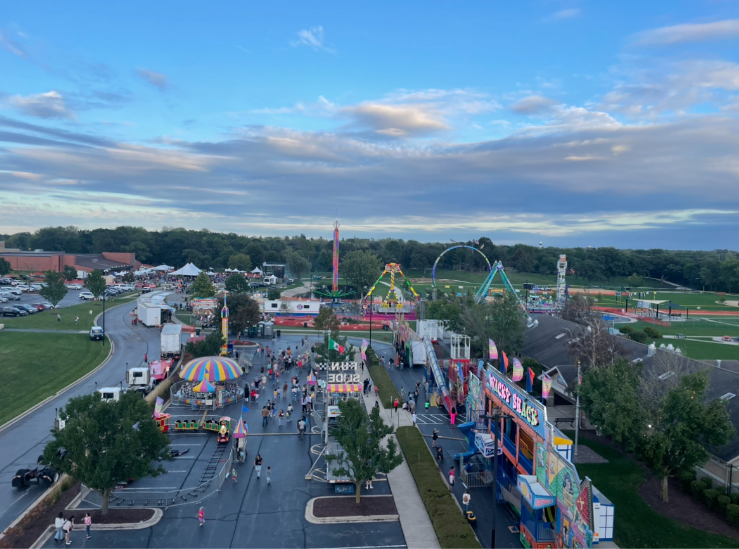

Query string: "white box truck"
[137, 298, 161, 327]
[160, 324, 182, 358]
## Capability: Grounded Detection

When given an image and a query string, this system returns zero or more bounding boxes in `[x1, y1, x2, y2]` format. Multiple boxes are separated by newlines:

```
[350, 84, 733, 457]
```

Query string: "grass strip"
[562, 432, 739, 548]
[396, 426, 481, 549]
[367, 347, 400, 408]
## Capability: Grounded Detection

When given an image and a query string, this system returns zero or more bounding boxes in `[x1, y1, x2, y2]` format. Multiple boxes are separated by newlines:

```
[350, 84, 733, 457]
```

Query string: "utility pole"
[575, 360, 581, 456]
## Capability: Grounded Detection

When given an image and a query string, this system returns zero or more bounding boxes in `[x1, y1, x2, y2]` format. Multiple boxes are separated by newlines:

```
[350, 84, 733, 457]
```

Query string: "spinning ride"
[365, 263, 419, 308]
[431, 245, 492, 295]
[314, 217, 355, 302]
[475, 261, 537, 327]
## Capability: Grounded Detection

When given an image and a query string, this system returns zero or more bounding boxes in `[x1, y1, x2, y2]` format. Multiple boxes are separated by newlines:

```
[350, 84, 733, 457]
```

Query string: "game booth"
[456, 365, 615, 548]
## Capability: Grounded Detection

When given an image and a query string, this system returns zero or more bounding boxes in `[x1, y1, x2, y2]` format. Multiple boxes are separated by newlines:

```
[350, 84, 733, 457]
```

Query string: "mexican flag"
[329, 338, 345, 354]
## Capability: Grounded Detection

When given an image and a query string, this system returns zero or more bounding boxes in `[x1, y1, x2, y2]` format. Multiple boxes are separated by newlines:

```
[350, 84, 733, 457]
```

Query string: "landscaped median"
[367, 347, 400, 408]
[396, 426, 481, 549]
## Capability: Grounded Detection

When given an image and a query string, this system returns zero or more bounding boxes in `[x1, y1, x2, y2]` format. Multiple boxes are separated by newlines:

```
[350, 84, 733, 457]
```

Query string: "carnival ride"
[556, 254, 567, 306]
[431, 245, 492, 296]
[314, 218, 355, 301]
[365, 263, 419, 308]
[475, 261, 537, 327]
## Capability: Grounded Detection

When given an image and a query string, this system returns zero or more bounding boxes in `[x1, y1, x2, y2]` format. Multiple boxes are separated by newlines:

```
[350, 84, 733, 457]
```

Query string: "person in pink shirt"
[84, 513, 92, 539]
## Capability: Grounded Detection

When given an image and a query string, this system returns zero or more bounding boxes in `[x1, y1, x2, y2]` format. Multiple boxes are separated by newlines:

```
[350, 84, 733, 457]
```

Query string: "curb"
[305, 496, 399, 524]
[0, 475, 70, 541]
[31, 509, 163, 549]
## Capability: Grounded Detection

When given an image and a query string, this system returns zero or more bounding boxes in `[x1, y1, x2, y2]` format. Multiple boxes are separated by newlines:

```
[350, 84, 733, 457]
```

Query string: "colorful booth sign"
[485, 367, 547, 439]
[517, 475, 556, 509]
[327, 383, 362, 393]
[474, 432, 501, 458]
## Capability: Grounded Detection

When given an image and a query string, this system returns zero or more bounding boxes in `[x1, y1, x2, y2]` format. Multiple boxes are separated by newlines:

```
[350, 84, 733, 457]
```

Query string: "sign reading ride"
[327, 362, 360, 383]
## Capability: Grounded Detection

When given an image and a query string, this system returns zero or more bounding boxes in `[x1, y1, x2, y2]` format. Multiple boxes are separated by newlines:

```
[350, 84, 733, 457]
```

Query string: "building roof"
[74, 254, 132, 271]
[523, 313, 739, 462]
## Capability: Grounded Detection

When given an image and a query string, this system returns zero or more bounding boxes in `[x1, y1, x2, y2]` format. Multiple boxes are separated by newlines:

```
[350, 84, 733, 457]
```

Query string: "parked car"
[79, 291, 95, 301]
[0, 291, 20, 301]
[6, 288, 22, 296]
[0, 307, 27, 317]
[722, 335, 733, 342]
[15, 284, 31, 292]
[0, 296, 7, 303]
[90, 326, 104, 341]
[65, 284, 82, 290]
[16, 304, 38, 314]
[33, 302, 54, 310]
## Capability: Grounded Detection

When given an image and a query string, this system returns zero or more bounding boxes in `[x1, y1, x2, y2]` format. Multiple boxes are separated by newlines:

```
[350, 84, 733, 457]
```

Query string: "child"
[266, 466, 271, 485]
[198, 507, 205, 527]
[231, 468, 237, 483]
[84, 513, 92, 539]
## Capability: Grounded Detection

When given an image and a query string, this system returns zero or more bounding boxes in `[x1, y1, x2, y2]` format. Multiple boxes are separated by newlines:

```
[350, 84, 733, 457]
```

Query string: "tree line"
[2, 226, 738, 292]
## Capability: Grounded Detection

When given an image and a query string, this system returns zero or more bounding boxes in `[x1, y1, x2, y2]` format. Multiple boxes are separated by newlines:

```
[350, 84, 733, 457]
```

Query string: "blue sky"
[1, 1, 739, 249]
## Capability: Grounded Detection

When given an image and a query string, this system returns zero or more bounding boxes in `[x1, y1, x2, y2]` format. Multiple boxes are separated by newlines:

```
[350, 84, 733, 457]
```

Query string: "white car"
[79, 291, 95, 301]
[1, 292, 20, 301]
[66, 284, 83, 290]
[15, 284, 31, 292]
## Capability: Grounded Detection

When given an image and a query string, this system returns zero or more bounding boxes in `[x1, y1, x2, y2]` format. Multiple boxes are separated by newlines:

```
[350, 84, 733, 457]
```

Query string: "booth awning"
[327, 384, 362, 393]
[517, 475, 556, 509]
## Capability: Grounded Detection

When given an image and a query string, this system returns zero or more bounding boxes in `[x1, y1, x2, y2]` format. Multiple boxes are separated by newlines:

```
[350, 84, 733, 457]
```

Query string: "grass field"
[1, 301, 106, 331]
[561, 433, 739, 548]
[0, 331, 110, 425]
[653, 339, 739, 361]
[630, 319, 739, 338]
[596, 291, 739, 311]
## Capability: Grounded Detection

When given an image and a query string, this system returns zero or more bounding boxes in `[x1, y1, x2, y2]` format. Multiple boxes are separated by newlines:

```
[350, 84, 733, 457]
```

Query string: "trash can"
[196, 328, 201, 336]
[303, 322, 308, 328]
[276, 329, 281, 337]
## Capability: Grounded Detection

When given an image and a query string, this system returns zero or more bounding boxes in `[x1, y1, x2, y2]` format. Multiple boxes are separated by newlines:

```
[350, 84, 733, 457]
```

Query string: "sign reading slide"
[327, 362, 360, 384]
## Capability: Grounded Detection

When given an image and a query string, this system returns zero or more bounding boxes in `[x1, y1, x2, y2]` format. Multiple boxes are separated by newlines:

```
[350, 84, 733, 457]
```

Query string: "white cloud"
[8, 91, 76, 120]
[137, 68, 168, 91]
[510, 95, 559, 114]
[340, 103, 449, 135]
[635, 19, 739, 46]
[0, 30, 26, 58]
[291, 26, 334, 52]
[544, 9, 581, 22]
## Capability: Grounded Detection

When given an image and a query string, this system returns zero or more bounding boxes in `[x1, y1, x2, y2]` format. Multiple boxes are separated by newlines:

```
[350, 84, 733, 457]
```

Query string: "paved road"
[0, 297, 159, 533]
[0, 287, 90, 310]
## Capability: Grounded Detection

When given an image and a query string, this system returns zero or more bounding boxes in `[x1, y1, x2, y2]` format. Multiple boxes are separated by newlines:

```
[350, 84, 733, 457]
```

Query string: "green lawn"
[175, 311, 193, 325]
[630, 319, 739, 338]
[562, 434, 739, 548]
[654, 338, 739, 361]
[0, 331, 110, 426]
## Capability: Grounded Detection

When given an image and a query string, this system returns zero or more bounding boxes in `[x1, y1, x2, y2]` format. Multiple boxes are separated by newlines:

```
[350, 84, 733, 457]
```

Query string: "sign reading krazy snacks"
[327, 362, 360, 383]
[485, 367, 547, 439]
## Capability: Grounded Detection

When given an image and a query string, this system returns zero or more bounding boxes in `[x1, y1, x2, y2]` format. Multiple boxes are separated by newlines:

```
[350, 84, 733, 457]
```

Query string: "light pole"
[102, 292, 106, 347]
[479, 409, 512, 549]
[574, 359, 581, 456]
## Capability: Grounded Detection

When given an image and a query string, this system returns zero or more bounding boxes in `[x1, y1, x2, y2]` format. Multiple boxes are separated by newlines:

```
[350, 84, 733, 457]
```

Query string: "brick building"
[0, 242, 138, 274]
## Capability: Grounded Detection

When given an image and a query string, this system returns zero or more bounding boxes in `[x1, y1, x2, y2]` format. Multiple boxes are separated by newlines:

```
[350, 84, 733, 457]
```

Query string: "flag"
[329, 338, 344, 354]
[242, 405, 250, 414]
[500, 352, 508, 374]
[512, 358, 524, 382]
[578, 373, 583, 386]
[542, 373, 552, 400]
[488, 339, 498, 360]
[361, 338, 369, 361]
[526, 367, 535, 393]
[155, 396, 163, 417]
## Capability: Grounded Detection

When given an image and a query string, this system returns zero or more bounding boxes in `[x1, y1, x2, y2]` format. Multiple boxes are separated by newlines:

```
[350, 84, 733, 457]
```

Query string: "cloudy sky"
[1, 1, 738, 249]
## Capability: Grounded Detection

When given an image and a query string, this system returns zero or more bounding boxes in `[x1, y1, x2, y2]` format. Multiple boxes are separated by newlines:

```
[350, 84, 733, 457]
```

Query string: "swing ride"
[364, 263, 419, 308]
[313, 217, 355, 302]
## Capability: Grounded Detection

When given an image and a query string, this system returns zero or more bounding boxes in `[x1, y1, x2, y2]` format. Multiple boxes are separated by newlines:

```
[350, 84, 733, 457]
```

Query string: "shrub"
[719, 495, 731, 511]
[678, 470, 696, 493]
[727, 504, 739, 526]
[691, 480, 707, 500]
[367, 348, 400, 408]
[629, 331, 649, 344]
[643, 326, 662, 339]
[704, 489, 720, 510]
[731, 493, 739, 506]
[701, 476, 714, 489]
[619, 325, 634, 335]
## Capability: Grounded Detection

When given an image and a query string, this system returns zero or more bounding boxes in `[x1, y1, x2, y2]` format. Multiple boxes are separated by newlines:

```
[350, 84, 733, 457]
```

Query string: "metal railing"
[85, 448, 233, 509]
[169, 379, 246, 410]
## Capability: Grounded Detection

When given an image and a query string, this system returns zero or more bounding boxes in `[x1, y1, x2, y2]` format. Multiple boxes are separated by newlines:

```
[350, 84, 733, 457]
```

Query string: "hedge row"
[396, 426, 481, 549]
[680, 470, 739, 526]
[367, 347, 400, 409]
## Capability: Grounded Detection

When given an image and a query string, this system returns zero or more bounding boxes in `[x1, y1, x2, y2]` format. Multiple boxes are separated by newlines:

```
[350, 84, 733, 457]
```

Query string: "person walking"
[450, 406, 457, 426]
[297, 417, 306, 440]
[432, 428, 439, 447]
[231, 468, 238, 483]
[57, 313, 61, 322]
[84, 513, 92, 539]
[54, 512, 64, 543]
[198, 507, 205, 527]
[262, 406, 269, 427]
[412, 412, 417, 426]
[278, 409, 284, 427]
[266, 466, 272, 486]
[144, 352, 148, 364]
[254, 454, 263, 478]
[462, 490, 471, 513]
[287, 403, 293, 422]
[75, 316, 79, 325]
[63, 516, 74, 545]
[393, 398, 399, 414]
[283, 382, 288, 399]
[448, 467, 455, 493]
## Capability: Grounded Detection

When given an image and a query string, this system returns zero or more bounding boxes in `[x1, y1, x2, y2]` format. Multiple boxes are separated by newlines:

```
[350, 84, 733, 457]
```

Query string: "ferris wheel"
[431, 245, 492, 295]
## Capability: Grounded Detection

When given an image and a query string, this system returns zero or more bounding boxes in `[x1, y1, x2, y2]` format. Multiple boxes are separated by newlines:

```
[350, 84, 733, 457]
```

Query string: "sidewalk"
[358, 360, 441, 549]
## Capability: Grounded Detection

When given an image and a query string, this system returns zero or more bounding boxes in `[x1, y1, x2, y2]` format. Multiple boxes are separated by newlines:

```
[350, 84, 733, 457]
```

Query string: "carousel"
[171, 357, 245, 409]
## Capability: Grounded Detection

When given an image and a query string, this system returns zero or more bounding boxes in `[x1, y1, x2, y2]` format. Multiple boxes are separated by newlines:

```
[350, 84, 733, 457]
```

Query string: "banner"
[526, 367, 535, 393]
[542, 373, 552, 399]
[512, 357, 524, 382]
[361, 338, 369, 361]
[500, 351, 508, 374]
[488, 339, 498, 360]
[155, 396, 163, 417]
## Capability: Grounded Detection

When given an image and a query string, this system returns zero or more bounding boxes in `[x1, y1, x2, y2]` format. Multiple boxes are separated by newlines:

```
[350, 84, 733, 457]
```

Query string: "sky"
[1, 1, 739, 249]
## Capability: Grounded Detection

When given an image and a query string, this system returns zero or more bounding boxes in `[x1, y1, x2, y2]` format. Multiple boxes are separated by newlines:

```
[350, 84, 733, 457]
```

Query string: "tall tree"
[225, 273, 249, 294]
[426, 299, 463, 332]
[228, 253, 252, 272]
[325, 399, 403, 502]
[190, 272, 216, 298]
[0, 258, 12, 276]
[220, 294, 260, 334]
[287, 253, 310, 281]
[39, 271, 68, 307]
[62, 265, 78, 282]
[568, 319, 627, 369]
[42, 391, 170, 514]
[184, 330, 223, 358]
[245, 242, 264, 267]
[84, 269, 107, 298]
[314, 307, 341, 333]
[459, 292, 525, 356]
[341, 250, 383, 293]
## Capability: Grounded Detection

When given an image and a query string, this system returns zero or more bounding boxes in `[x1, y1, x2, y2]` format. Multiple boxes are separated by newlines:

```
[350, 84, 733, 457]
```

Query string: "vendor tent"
[170, 263, 202, 277]
[154, 265, 173, 271]
[251, 267, 263, 274]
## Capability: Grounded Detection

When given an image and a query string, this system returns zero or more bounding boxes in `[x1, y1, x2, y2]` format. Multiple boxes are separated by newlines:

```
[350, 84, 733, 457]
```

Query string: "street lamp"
[101, 292, 106, 347]
[364, 286, 373, 349]
[479, 409, 513, 549]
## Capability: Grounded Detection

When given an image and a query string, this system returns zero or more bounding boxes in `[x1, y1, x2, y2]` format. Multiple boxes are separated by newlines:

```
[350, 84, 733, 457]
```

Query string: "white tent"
[207, 271, 216, 276]
[170, 263, 202, 276]
[154, 264, 172, 271]
[251, 267, 263, 274]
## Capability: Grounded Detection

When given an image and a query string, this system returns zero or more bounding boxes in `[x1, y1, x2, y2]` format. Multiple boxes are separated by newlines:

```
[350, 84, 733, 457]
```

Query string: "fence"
[85, 448, 233, 508]
[170, 379, 247, 410]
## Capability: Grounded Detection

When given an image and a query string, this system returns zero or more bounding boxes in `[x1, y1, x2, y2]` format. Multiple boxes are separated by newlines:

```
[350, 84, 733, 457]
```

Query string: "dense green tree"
[190, 272, 216, 298]
[425, 299, 463, 332]
[228, 253, 252, 272]
[225, 273, 249, 293]
[62, 265, 78, 281]
[39, 270, 68, 307]
[245, 242, 264, 267]
[185, 330, 223, 358]
[42, 391, 170, 514]
[267, 288, 281, 300]
[459, 292, 526, 356]
[314, 306, 341, 333]
[122, 272, 135, 283]
[220, 294, 260, 334]
[342, 250, 383, 294]
[0, 258, 11, 276]
[325, 399, 403, 502]
[121, 241, 150, 263]
[626, 273, 644, 287]
[287, 253, 310, 280]
[84, 269, 107, 298]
